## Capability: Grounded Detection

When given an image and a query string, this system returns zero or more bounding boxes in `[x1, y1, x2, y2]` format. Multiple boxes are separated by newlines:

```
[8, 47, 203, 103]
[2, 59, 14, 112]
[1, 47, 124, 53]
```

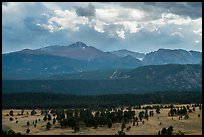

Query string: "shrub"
[26, 128, 30, 134]
[9, 117, 13, 121]
[7, 129, 16, 135]
[31, 110, 36, 115]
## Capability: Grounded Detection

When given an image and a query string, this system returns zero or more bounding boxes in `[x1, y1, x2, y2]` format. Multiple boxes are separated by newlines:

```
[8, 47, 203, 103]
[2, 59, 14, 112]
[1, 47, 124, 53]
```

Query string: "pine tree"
[9, 110, 14, 116]
[43, 115, 47, 121]
[53, 117, 56, 124]
[108, 119, 112, 128]
[46, 122, 51, 130]
[161, 127, 167, 135]
[47, 114, 52, 121]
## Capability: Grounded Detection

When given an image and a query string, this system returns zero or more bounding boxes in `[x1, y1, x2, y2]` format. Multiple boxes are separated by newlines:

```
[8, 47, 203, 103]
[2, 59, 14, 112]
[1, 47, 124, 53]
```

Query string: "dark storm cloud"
[75, 3, 96, 17]
[152, 2, 202, 19]
[119, 2, 202, 19]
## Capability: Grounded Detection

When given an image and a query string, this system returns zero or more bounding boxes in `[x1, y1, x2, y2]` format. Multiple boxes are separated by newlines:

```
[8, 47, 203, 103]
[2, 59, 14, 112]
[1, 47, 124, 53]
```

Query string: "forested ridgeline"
[3, 79, 202, 94]
[2, 91, 201, 109]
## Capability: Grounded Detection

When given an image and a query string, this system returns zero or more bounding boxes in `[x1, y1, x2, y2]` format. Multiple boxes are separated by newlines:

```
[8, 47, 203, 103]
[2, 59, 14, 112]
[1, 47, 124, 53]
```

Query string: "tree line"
[2, 91, 201, 109]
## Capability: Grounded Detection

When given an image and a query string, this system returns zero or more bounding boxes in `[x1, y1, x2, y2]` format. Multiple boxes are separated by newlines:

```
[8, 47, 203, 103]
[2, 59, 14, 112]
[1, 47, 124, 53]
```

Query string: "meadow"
[2, 104, 202, 135]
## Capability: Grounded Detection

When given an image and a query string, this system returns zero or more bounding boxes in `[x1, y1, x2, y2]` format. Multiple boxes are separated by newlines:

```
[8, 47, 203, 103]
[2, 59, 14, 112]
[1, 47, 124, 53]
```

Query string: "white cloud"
[38, 9, 89, 32]
[91, 9, 202, 39]
[33, 5, 202, 40]
[95, 8, 144, 23]
[161, 13, 191, 25]
[89, 8, 145, 39]
[142, 22, 158, 32]
[171, 32, 183, 38]
[116, 30, 125, 39]
[90, 19, 106, 33]
[193, 28, 202, 36]
[195, 40, 200, 43]
[37, 23, 59, 32]
[149, 13, 193, 27]
[114, 21, 142, 33]
[5, 3, 198, 40]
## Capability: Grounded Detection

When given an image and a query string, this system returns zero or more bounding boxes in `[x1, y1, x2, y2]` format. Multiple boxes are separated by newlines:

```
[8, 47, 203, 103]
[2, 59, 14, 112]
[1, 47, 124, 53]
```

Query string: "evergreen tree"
[117, 130, 126, 135]
[43, 115, 47, 121]
[21, 109, 24, 115]
[161, 127, 167, 135]
[9, 110, 14, 116]
[121, 122, 126, 131]
[193, 106, 195, 111]
[53, 117, 56, 124]
[167, 126, 173, 135]
[47, 114, 52, 120]
[108, 119, 112, 128]
[31, 110, 36, 115]
[46, 122, 51, 130]
[156, 107, 160, 114]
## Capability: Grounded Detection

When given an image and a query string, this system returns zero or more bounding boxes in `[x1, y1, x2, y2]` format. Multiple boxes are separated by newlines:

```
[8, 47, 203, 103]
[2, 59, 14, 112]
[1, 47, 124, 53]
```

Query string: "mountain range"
[2, 41, 202, 94]
[2, 41, 202, 80]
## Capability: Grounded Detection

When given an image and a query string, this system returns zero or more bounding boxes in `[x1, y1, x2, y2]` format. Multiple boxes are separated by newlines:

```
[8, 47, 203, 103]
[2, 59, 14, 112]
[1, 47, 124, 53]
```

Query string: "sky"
[2, 2, 202, 54]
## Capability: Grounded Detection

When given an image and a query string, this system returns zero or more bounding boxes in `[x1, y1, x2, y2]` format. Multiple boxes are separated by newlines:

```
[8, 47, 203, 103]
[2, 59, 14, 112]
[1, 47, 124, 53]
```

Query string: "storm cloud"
[75, 3, 96, 17]
[118, 2, 202, 19]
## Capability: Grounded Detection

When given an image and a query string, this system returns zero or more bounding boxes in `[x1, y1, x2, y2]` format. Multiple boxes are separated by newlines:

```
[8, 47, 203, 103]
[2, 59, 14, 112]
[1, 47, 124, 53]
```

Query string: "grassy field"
[2, 104, 202, 135]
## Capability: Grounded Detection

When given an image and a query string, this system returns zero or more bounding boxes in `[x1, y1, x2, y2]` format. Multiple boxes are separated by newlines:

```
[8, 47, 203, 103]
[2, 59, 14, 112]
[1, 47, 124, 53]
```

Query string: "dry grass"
[2, 104, 202, 135]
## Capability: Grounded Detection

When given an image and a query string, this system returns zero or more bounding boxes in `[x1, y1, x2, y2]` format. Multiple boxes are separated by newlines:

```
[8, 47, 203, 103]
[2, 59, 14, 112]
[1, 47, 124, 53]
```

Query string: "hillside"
[2, 64, 202, 94]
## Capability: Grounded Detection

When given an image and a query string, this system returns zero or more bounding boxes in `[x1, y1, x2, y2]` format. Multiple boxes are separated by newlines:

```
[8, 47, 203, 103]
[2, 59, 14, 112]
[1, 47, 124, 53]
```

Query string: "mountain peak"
[18, 49, 39, 54]
[76, 41, 86, 45]
[157, 48, 187, 52]
[20, 49, 33, 52]
[157, 48, 170, 52]
[119, 49, 131, 52]
[69, 41, 88, 48]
